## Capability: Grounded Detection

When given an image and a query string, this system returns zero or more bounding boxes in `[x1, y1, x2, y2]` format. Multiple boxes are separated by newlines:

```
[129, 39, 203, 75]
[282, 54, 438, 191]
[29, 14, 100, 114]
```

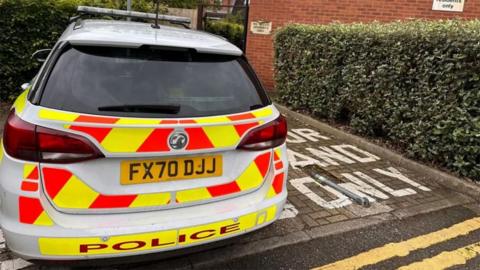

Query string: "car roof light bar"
[76, 6, 191, 25]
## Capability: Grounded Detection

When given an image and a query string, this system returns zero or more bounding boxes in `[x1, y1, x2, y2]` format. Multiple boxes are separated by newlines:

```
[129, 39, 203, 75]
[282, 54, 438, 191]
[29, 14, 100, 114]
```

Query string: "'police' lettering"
[220, 223, 240, 234]
[80, 243, 108, 253]
[77, 222, 245, 253]
[112, 241, 146, 251]
[151, 238, 175, 247]
[190, 230, 216, 240]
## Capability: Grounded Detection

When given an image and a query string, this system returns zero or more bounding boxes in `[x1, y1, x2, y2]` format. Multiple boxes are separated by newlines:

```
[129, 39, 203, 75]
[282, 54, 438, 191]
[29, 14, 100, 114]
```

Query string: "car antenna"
[152, 0, 160, 29]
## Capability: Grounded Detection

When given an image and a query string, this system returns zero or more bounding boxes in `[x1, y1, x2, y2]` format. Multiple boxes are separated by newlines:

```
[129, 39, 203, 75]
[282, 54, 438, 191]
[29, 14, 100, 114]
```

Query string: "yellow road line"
[312, 217, 480, 270]
[397, 242, 480, 270]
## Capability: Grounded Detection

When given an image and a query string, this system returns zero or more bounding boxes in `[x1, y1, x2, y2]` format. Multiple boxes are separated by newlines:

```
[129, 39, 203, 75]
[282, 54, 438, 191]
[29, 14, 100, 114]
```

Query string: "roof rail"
[76, 6, 191, 25]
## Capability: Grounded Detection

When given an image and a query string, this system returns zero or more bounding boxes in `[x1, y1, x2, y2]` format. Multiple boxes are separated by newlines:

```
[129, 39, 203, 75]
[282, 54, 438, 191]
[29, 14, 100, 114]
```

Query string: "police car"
[0, 6, 288, 260]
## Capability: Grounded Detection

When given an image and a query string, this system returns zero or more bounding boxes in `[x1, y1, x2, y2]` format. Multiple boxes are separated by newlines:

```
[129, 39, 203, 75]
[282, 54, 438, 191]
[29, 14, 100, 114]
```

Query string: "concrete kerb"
[276, 103, 480, 201]
[187, 213, 394, 269]
[188, 231, 311, 269]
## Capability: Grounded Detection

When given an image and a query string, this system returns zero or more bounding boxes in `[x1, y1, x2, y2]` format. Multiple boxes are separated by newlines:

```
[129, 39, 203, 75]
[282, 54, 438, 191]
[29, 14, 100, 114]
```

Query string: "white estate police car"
[0, 7, 288, 260]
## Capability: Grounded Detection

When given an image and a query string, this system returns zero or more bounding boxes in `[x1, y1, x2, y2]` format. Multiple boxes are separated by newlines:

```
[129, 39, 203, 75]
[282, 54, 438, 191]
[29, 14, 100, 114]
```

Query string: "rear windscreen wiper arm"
[98, 104, 180, 114]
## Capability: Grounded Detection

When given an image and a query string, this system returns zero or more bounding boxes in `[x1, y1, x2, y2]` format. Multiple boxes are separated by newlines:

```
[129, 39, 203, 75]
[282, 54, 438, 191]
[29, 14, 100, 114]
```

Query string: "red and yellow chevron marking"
[266, 173, 285, 199]
[39, 107, 273, 125]
[42, 152, 272, 210]
[21, 164, 39, 192]
[65, 122, 262, 153]
[24, 164, 38, 180]
[0, 140, 4, 166]
[21, 181, 38, 192]
[273, 148, 284, 170]
[176, 151, 272, 204]
[18, 164, 52, 225]
[42, 168, 171, 210]
[266, 148, 286, 199]
[19, 196, 54, 226]
[66, 122, 262, 153]
[37, 107, 274, 153]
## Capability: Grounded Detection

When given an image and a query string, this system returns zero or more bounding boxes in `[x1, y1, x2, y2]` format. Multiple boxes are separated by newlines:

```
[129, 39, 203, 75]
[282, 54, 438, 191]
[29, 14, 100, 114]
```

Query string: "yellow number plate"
[120, 155, 222, 185]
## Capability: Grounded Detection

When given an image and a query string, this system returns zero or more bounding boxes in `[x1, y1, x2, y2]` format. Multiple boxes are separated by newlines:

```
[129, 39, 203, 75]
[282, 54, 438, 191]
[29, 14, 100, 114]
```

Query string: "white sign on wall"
[432, 0, 465, 12]
[251, 21, 272, 35]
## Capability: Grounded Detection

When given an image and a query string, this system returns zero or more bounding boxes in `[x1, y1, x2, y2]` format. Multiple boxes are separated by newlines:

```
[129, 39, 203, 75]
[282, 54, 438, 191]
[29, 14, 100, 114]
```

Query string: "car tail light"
[237, 115, 287, 151]
[3, 111, 104, 163]
[3, 111, 37, 161]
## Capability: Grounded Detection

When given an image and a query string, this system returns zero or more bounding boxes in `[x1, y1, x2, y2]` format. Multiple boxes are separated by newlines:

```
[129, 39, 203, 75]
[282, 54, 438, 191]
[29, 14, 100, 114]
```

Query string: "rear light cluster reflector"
[237, 115, 287, 151]
[3, 111, 104, 163]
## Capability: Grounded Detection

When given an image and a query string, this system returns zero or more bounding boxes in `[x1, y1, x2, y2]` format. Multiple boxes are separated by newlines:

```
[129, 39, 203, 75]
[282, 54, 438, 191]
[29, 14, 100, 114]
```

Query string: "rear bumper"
[0, 144, 288, 261]
[2, 194, 286, 260]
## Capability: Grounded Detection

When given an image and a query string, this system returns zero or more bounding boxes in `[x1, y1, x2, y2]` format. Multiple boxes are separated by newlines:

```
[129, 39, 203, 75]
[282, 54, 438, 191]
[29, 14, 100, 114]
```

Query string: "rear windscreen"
[40, 46, 269, 118]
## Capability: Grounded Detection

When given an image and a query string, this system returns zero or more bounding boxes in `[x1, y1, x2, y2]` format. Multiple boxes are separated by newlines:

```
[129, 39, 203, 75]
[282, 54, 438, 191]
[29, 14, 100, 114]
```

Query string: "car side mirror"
[21, 83, 31, 90]
[31, 49, 51, 63]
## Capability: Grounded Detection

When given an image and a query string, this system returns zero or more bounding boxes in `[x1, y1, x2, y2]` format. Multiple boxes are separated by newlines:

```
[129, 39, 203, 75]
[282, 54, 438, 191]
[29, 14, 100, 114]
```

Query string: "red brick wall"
[246, 0, 480, 90]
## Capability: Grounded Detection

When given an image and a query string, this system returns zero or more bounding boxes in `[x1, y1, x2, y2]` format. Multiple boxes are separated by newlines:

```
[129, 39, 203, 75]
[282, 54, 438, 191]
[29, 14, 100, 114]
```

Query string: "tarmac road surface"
[202, 205, 480, 270]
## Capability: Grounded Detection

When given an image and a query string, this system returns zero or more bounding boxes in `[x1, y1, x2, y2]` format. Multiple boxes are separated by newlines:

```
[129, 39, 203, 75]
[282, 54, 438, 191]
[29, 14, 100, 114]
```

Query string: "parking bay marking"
[280, 202, 299, 219]
[288, 146, 381, 169]
[285, 128, 431, 210]
[287, 129, 331, 143]
[289, 167, 430, 210]
[311, 217, 480, 270]
[0, 258, 32, 270]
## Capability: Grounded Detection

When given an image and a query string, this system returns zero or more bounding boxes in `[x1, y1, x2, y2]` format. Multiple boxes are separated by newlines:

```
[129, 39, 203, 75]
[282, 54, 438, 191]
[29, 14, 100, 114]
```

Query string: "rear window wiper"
[98, 104, 180, 114]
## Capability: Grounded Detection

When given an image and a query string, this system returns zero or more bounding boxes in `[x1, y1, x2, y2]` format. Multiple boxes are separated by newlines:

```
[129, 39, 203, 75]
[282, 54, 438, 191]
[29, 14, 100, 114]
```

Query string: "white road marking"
[290, 167, 431, 210]
[286, 131, 308, 143]
[331, 144, 380, 163]
[0, 231, 5, 249]
[288, 145, 381, 170]
[287, 149, 328, 169]
[352, 171, 416, 197]
[374, 167, 431, 192]
[280, 202, 299, 219]
[0, 259, 32, 270]
[290, 177, 352, 209]
[307, 147, 355, 166]
[340, 173, 389, 201]
[290, 129, 330, 142]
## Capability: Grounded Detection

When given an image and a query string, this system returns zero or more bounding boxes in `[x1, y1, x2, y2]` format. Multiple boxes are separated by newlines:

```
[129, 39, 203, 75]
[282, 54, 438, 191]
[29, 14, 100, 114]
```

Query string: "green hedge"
[206, 20, 244, 49]
[0, 0, 162, 101]
[275, 21, 480, 181]
[0, 0, 72, 100]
